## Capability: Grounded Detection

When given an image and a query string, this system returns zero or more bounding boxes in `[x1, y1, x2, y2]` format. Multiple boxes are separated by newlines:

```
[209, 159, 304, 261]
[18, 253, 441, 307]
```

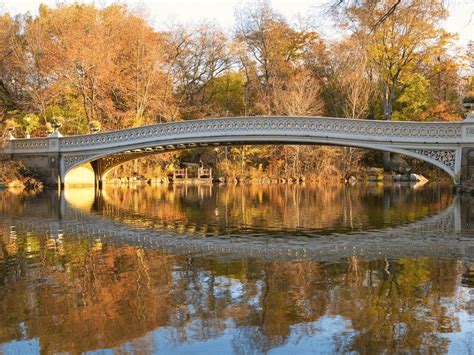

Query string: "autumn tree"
[167, 23, 234, 119]
[336, 0, 456, 167]
[113, 10, 175, 126]
[343, 0, 453, 122]
[271, 70, 324, 116]
[204, 71, 246, 116]
[50, 4, 174, 130]
[0, 4, 175, 135]
[0, 14, 28, 116]
[235, 1, 324, 115]
[328, 37, 375, 119]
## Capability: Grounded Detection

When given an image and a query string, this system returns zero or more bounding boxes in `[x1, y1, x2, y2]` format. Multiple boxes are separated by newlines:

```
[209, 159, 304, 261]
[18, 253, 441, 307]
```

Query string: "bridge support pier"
[90, 160, 104, 190]
[460, 148, 474, 185]
[2, 152, 63, 187]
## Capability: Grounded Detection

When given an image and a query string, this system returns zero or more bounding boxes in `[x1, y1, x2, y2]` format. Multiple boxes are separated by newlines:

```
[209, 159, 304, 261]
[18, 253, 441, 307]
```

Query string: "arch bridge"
[2, 115, 474, 186]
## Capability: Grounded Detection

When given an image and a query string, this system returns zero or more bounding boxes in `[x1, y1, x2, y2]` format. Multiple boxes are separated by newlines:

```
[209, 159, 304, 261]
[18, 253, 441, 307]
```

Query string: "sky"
[1, 0, 473, 47]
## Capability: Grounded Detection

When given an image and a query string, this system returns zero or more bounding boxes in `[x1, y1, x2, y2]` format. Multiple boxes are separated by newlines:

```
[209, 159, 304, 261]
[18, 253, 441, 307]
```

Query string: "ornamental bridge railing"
[2, 115, 474, 185]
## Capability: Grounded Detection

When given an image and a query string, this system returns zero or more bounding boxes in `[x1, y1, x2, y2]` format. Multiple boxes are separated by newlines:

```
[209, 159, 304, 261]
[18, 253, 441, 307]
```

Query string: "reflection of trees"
[0, 190, 62, 220]
[0, 190, 45, 218]
[100, 184, 452, 235]
[0, 233, 177, 352]
[337, 258, 462, 353]
[0, 227, 470, 353]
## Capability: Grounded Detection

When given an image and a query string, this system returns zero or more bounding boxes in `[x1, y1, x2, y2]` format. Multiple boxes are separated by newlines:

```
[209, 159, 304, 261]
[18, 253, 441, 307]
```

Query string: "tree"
[421, 55, 463, 121]
[328, 0, 404, 29]
[205, 71, 246, 116]
[111, 9, 175, 126]
[167, 23, 234, 119]
[353, 0, 452, 121]
[338, 0, 454, 167]
[235, 0, 323, 115]
[0, 4, 176, 134]
[271, 69, 324, 116]
[0, 14, 27, 117]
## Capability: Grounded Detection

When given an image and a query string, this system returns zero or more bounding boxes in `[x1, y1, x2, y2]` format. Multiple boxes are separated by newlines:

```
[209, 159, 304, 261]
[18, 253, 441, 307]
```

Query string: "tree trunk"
[241, 145, 245, 174]
[382, 80, 397, 169]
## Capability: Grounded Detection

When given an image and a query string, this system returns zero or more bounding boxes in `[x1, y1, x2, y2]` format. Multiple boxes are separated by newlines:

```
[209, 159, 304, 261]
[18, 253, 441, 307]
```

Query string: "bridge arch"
[5, 116, 466, 186]
[63, 135, 456, 184]
[64, 162, 96, 186]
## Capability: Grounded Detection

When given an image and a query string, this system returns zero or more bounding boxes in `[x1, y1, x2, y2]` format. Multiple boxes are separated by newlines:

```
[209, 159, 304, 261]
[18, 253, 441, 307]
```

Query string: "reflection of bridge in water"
[1, 190, 474, 263]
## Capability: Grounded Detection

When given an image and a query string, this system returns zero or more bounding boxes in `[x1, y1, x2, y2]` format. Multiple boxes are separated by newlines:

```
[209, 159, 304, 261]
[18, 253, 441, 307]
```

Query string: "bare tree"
[272, 71, 324, 116]
[167, 23, 234, 118]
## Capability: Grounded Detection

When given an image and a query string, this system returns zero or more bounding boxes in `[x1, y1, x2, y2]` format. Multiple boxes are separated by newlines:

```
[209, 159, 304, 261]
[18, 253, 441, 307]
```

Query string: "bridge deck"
[2, 116, 474, 185]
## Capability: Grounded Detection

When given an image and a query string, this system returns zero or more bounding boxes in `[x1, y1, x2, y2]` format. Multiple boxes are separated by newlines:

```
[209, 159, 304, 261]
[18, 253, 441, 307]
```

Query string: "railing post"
[459, 112, 474, 187]
[2, 139, 13, 157]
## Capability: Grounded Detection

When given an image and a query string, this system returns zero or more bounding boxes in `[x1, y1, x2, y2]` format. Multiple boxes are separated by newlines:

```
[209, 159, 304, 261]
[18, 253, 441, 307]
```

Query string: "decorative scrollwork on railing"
[63, 154, 96, 171]
[10, 140, 49, 149]
[410, 149, 456, 173]
[100, 153, 151, 172]
[56, 117, 463, 151]
[2, 117, 468, 178]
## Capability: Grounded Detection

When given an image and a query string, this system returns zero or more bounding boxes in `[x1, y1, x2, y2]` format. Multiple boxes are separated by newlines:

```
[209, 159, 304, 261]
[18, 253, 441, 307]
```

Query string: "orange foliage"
[421, 102, 462, 122]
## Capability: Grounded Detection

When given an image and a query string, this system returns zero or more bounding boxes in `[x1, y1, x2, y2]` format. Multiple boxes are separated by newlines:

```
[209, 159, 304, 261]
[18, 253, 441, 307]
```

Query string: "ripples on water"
[0, 183, 473, 354]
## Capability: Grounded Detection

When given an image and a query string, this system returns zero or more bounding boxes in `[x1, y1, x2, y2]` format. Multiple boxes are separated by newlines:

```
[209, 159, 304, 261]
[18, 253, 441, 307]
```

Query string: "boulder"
[410, 174, 429, 183]
[388, 156, 411, 174]
[347, 176, 357, 185]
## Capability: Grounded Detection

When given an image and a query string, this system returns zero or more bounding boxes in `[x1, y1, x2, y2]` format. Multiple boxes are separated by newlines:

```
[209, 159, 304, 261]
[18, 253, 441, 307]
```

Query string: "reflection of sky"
[105, 316, 357, 354]
[3, 309, 472, 354]
[440, 286, 474, 354]
[213, 276, 244, 302]
[0, 338, 40, 354]
[269, 316, 357, 354]
[0, 322, 40, 354]
[105, 306, 473, 354]
[249, 280, 265, 311]
[445, 311, 474, 354]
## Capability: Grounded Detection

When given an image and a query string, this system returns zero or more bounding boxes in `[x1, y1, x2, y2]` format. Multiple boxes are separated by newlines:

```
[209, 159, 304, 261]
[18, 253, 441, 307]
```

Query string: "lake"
[0, 183, 473, 354]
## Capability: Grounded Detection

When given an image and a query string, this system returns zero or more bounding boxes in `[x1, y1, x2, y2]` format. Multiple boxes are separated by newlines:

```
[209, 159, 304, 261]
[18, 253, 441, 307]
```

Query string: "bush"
[0, 161, 44, 191]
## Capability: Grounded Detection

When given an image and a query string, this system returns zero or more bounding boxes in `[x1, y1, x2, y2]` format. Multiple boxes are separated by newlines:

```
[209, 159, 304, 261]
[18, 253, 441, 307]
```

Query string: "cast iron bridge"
[2, 115, 474, 186]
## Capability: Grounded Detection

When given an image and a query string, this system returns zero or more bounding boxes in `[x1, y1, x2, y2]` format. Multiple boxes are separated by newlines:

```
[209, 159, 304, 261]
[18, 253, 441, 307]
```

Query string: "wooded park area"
[0, 0, 472, 181]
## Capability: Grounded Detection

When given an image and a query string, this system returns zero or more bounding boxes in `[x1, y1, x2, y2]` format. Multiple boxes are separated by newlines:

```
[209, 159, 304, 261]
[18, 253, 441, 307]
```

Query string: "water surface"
[0, 183, 473, 354]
